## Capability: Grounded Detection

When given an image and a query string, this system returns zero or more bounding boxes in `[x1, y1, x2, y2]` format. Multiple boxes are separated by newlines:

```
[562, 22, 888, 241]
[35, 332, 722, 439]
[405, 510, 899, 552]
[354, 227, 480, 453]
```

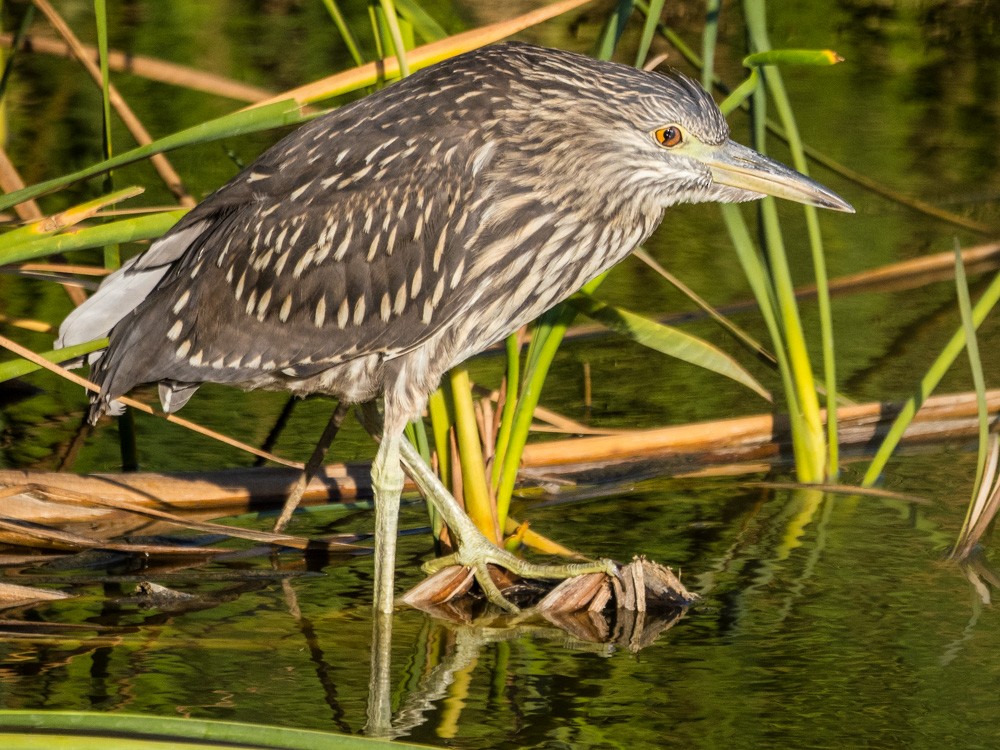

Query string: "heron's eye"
[654, 126, 683, 148]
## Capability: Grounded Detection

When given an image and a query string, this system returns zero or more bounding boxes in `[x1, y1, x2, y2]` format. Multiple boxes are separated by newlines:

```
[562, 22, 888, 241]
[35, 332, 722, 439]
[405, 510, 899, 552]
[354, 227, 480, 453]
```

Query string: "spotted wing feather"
[89, 82, 502, 417]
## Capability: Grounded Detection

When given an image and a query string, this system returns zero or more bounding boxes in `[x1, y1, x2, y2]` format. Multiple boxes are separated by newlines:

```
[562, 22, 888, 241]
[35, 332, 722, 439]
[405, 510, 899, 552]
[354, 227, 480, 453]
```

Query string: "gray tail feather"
[86, 348, 122, 424]
[85, 317, 205, 424]
[57, 221, 209, 354]
[60, 220, 211, 422]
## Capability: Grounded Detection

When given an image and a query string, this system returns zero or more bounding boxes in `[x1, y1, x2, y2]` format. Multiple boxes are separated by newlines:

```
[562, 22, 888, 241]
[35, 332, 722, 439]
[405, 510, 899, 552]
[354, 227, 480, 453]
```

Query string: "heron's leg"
[397, 438, 615, 613]
[273, 399, 350, 533]
[370, 420, 405, 615]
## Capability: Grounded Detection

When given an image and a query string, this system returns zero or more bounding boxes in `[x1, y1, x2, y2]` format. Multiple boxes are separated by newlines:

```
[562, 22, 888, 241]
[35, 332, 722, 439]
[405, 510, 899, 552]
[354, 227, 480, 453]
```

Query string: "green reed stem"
[490, 334, 521, 490]
[378, 0, 410, 77]
[449, 368, 496, 541]
[862, 269, 1000, 486]
[634, 0, 665, 67]
[493, 274, 607, 532]
[743, 0, 827, 481]
[701, 0, 721, 87]
[952, 239, 990, 543]
[743, 0, 839, 477]
[320, 0, 365, 67]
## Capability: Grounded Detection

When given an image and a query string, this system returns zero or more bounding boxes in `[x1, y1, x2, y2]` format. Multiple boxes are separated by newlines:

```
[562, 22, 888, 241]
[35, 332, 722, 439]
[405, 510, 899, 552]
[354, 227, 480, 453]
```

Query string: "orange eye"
[655, 126, 683, 147]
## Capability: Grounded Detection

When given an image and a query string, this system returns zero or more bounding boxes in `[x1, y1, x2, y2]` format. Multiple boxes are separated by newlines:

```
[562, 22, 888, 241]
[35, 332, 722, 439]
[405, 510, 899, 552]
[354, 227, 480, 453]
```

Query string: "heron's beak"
[701, 139, 854, 213]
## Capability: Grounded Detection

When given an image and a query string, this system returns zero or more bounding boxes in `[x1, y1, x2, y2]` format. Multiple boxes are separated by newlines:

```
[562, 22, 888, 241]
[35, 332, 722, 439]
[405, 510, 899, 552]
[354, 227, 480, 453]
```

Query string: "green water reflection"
[1, 0, 1000, 747]
[4, 467, 1000, 747]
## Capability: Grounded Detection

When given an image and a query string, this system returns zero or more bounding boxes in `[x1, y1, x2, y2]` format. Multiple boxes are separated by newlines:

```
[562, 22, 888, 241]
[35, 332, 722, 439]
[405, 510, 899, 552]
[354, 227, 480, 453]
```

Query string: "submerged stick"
[2, 390, 997, 522]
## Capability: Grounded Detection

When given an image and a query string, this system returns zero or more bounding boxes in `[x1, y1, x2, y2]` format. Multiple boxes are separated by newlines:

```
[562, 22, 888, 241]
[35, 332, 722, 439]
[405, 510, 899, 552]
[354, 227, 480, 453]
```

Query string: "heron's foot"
[422, 535, 616, 614]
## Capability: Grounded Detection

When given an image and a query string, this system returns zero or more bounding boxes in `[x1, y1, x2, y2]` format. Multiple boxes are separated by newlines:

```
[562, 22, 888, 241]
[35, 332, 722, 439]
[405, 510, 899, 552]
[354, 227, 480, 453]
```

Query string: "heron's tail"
[56, 220, 210, 421]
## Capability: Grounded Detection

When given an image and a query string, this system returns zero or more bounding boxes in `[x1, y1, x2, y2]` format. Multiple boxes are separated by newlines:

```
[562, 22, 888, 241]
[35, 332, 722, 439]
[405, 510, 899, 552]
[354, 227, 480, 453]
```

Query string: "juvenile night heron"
[58, 42, 852, 614]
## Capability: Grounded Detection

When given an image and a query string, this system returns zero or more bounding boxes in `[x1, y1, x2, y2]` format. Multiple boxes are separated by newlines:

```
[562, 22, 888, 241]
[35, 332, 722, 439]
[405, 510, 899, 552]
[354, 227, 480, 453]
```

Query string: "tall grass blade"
[701, 0, 721, 87]
[862, 269, 1000, 486]
[0, 709, 430, 749]
[951, 238, 991, 556]
[490, 334, 521, 489]
[394, 0, 448, 43]
[718, 204, 804, 466]
[719, 68, 758, 115]
[634, 0, 666, 68]
[378, 0, 411, 77]
[595, 0, 634, 61]
[449, 368, 497, 541]
[319, 0, 365, 67]
[744, 0, 833, 480]
[633, 248, 776, 366]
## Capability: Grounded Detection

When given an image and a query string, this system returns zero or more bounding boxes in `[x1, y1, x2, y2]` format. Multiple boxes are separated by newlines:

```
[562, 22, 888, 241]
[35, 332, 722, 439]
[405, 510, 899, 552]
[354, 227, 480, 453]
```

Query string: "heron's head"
[614, 67, 853, 213]
[490, 43, 853, 215]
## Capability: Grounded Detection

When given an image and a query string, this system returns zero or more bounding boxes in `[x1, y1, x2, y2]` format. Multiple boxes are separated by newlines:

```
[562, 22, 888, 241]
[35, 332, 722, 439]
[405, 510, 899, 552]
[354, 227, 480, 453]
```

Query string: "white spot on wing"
[411, 265, 423, 298]
[433, 223, 449, 271]
[471, 141, 496, 175]
[172, 290, 190, 314]
[386, 226, 397, 256]
[314, 296, 326, 327]
[290, 180, 313, 201]
[257, 288, 272, 320]
[450, 258, 464, 289]
[334, 225, 353, 262]
[167, 320, 183, 341]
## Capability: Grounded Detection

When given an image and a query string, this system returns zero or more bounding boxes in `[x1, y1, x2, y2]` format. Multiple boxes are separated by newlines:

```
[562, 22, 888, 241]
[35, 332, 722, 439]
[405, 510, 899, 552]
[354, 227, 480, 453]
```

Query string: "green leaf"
[393, 0, 448, 42]
[862, 268, 1000, 486]
[743, 49, 844, 67]
[634, 0, 666, 68]
[571, 294, 771, 401]
[719, 68, 759, 116]
[0, 338, 108, 383]
[0, 710, 432, 749]
[0, 210, 185, 265]
[953, 238, 990, 550]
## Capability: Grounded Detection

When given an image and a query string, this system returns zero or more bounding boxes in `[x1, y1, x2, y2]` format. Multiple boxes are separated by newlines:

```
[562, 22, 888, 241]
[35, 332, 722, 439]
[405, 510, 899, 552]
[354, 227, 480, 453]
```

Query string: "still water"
[2, 0, 1000, 747]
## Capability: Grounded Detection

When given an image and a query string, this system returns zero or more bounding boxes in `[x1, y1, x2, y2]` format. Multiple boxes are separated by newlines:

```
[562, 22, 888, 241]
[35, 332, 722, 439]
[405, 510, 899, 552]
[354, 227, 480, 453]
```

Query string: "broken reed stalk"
[0, 32, 274, 102]
[2, 390, 995, 519]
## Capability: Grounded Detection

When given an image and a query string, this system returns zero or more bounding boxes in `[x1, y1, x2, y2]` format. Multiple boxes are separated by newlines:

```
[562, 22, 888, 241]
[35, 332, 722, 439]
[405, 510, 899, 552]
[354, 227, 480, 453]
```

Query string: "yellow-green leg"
[397, 437, 615, 613]
[371, 431, 404, 615]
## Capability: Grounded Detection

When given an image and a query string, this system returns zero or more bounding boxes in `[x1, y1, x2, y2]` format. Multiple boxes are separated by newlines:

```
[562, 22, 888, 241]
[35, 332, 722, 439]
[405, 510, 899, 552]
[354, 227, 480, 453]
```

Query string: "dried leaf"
[402, 565, 474, 608]
[536, 572, 608, 613]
